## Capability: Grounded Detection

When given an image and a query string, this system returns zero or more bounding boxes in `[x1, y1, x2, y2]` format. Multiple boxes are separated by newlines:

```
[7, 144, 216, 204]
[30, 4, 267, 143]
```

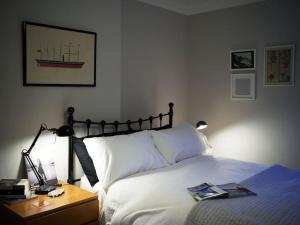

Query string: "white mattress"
[101, 155, 266, 225]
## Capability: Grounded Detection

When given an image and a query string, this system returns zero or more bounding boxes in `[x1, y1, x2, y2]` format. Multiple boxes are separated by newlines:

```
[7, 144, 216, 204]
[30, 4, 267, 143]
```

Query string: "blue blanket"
[185, 165, 300, 225]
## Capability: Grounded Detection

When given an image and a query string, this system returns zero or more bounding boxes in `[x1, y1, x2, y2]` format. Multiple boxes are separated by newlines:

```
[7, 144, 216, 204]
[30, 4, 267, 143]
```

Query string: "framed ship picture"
[264, 45, 295, 86]
[23, 22, 97, 86]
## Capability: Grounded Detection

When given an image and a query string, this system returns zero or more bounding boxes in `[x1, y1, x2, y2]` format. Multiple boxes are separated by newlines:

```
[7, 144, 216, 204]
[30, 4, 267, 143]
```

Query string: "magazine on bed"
[187, 182, 256, 201]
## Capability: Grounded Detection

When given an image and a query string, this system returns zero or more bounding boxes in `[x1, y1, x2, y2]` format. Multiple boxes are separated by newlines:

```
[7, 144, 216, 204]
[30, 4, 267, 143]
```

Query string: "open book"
[187, 182, 256, 201]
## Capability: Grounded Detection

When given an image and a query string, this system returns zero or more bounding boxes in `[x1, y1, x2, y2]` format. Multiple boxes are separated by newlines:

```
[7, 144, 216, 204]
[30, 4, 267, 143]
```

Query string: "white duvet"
[103, 155, 266, 225]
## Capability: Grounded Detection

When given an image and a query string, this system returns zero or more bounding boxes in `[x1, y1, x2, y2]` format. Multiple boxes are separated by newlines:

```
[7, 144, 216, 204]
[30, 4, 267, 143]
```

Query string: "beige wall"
[0, 0, 121, 180]
[187, 0, 300, 168]
[121, 0, 189, 124]
[1, 0, 300, 182]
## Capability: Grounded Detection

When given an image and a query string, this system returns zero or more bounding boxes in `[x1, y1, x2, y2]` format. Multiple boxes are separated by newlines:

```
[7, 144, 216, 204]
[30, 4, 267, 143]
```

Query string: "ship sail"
[36, 42, 85, 69]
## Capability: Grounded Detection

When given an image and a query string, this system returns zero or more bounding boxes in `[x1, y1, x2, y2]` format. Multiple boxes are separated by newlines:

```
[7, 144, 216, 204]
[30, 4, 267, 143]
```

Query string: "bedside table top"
[2, 182, 98, 220]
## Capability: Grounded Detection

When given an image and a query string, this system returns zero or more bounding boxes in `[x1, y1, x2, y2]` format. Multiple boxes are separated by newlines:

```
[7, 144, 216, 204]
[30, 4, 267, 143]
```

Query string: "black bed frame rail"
[67, 102, 174, 184]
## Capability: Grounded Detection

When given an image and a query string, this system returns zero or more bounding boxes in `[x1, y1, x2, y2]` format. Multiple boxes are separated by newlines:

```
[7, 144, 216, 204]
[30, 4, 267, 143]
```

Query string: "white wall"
[0, 0, 121, 180]
[187, 0, 300, 168]
[121, 0, 189, 124]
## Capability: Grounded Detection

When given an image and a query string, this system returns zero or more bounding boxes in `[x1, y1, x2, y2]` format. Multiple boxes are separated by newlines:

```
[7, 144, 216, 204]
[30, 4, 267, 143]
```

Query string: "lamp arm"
[22, 123, 48, 187]
[23, 124, 47, 156]
[23, 154, 45, 186]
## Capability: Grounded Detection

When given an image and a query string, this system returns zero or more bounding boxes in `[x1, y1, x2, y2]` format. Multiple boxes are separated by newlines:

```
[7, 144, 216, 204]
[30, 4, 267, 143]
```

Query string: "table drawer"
[26, 199, 99, 225]
[85, 221, 99, 225]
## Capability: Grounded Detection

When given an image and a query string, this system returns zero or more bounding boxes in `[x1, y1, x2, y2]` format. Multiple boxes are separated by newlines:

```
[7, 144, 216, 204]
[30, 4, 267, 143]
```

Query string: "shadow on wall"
[17, 157, 27, 179]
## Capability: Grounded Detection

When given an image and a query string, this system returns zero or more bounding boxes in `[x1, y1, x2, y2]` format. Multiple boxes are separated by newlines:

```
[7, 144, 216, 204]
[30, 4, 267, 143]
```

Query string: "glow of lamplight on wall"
[207, 121, 273, 164]
[21, 133, 69, 181]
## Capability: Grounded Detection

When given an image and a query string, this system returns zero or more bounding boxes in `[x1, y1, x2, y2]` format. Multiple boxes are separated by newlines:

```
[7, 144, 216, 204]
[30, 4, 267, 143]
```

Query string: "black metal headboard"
[67, 102, 174, 184]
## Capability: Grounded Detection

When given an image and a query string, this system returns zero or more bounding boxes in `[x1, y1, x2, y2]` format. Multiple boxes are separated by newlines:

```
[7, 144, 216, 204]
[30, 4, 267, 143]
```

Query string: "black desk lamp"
[22, 123, 74, 194]
[196, 121, 208, 130]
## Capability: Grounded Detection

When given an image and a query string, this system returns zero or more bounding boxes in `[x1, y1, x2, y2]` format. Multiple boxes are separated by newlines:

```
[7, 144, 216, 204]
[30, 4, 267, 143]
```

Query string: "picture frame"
[231, 73, 255, 100]
[264, 45, 295, 86]
[23, 21, 97, 86]
[230, 49, 256, 71]
[24, 150, 58, 189]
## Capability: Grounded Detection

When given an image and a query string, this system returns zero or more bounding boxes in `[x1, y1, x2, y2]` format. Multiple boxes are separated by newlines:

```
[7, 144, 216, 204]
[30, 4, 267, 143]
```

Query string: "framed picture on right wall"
[231, 73, 255, 100]
[264, 45, 295, 86]
[230, 49, 256, 71]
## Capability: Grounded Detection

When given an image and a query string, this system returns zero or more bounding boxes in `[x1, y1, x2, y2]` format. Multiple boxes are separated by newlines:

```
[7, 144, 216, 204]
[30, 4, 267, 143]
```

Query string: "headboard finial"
[86, 119, 92, 127]
[149, 116, 153, 129]
[67, 107, 75, 114]
[138, 118, 143, 130]
[67, 107, 75, 126]
[86, 119, 92, 136]
[127, 120, 132, 131]
[100, 120, 106, 133]
[114, 120, 119, 132]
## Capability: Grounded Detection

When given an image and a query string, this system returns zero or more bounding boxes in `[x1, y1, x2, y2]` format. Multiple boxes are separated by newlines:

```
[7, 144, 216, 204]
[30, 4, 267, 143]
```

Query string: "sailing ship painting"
[36, 42, 85, 69]
[24, 22, 96, 86]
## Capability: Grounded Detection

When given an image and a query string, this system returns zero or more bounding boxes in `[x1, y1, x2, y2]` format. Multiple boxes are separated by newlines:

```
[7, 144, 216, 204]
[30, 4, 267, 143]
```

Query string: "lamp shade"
[55, 125, 74, 137]
[196, 121, 207, 130]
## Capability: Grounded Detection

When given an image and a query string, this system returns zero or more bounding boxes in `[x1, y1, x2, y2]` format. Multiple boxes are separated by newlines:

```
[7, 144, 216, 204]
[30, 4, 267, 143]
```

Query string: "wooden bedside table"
[0, 183, 99, 225]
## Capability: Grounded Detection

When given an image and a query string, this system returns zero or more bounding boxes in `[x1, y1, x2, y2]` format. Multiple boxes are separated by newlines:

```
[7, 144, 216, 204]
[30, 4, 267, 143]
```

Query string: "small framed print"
[231, 73, 255, 100]
[230, 49, 256, 71]
[23, 21, 97, 86]
[264, 45, 295, 86]
[24, 150, 58, 189]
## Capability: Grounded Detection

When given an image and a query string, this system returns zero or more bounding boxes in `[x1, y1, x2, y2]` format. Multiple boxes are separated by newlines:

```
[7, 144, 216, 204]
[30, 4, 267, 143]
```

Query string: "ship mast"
[46, 44, 49, 59]
[65, 42, 74, 62]
[52, 48, 55, 60]
[37, 47, 43, 59]
[60, 45, 62, 61]
[77, 44, 80, 62]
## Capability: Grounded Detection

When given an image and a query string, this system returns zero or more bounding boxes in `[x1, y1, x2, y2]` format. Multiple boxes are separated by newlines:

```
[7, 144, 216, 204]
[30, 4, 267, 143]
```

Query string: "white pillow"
[151, 123, 210, 164]
[84, 131, 167, 189]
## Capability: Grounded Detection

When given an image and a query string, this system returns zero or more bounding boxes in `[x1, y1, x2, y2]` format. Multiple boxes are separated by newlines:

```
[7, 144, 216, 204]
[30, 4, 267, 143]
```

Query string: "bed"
[66, 103, 300, 225]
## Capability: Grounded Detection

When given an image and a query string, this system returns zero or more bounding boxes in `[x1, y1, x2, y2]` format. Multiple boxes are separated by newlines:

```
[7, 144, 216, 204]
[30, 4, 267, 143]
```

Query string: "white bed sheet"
[80, 175, 107, 220]
[104, 155, 266, 225]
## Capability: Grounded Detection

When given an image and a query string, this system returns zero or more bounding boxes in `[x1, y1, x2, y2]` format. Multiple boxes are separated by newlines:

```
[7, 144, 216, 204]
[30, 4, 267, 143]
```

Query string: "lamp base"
[35, 184, 56, 195]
